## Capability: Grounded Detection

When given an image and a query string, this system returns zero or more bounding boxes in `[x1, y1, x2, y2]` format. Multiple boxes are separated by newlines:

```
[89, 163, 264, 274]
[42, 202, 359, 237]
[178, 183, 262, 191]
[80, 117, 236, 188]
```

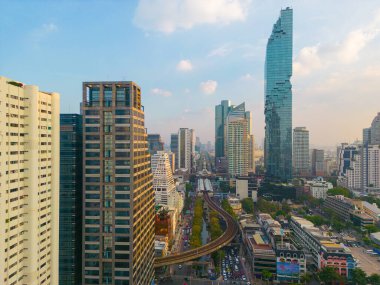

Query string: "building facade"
[293, 127, 309, 176]
[236, 176, 258, 201]
[0, 77, 60, 285]
[82, 81, 155, 285]
[170, 133, 179, 170]
[248, 134, 255, 173]
[177, 128, 194, 172]
[311, 149, 324, 177]
[215, 100, 232, 159]
[151, 151, 175, 206]
[60, 114, 83, 285]
[306, 178, 333, 200]
[147, 134, 164, 155]
[264, 7, 293, 182]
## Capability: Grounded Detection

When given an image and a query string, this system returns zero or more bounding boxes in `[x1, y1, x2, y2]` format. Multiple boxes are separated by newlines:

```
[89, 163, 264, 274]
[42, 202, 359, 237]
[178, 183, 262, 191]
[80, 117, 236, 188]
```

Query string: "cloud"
[240, 73, 254, 81]
[177, 59, 193, 71]
[151, 88, 172, 97]
[133, 0, 251, 34]
[208, 44, 232, 57]
[200, 80, 218, 95]
[31, 23, 58, 45]
[294, 10, 380, 77]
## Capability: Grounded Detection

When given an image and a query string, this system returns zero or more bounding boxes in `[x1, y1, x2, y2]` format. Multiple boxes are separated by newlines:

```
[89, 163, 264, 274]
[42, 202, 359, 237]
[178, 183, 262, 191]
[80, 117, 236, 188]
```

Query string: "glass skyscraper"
[215, 100, 232, 159]
[60, 114, 83, 285]
[264, 7, 293, 181]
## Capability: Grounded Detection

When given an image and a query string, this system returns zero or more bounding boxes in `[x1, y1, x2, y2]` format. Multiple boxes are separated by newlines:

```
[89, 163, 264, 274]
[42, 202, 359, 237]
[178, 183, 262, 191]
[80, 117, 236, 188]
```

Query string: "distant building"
[362, 201, 380, 222]
[337, 143, 362, 191]
[324, 195, 356, 221]
[147, 133, 164, 155]
[293, 127, 310, 176]
[215, 100, 233, 159]
[311, 149, 324, 177]
[177, 128, 195, 172]
[248, 134, 256, 173]
[370, 232, 380, 246]
[236, 176, 258, 202]
[166, 151, 176, 174]
[264, 8, 293, 182]
[170, 133, 179, 170]
[227, 196, 242, 215]
[225, 103, 250, 177]
[306, 177, 333, 200]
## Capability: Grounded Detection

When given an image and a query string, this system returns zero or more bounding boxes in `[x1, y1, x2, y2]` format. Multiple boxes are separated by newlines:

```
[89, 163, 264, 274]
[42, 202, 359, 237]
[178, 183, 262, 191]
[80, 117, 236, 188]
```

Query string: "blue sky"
[1, 0, 380, 148]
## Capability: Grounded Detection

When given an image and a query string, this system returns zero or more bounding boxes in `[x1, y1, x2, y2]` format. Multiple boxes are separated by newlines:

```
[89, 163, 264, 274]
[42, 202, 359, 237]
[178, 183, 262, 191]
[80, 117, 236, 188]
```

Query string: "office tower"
[225, 103, 249, 177]
[177, 128, 194, 171]
[60, 114, 83, 285]
[362, 113, 380, 191]
[215, 100, 232, 159]
[170, 133, 179, 170]
[151, 151, 175, 206]
[311, 149, 324, 177]
[82, 81, 154, 285]
[147, 133, 164, 155]
[293, 127, 310, 176]
[264, 7, 293, 181]
[338, 144, 360, 176]
[195, 136, 201, 152]
[248, 134, 255, 173]
[0, 77, 60, 285]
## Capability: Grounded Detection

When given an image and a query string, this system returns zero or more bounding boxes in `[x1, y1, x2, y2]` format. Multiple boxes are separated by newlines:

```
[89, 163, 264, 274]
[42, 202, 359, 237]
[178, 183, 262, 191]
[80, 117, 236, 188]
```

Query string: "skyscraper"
[225, 103, 249, 177]
[215, 100, 232, 159]
[177, 128, 194, 171]
[248, 134, 256, 173]
[82, 81, 155, 285]
[170, 133, 179, 170]
[293, 127, 310, 177]
[151, 151, 175, 206]
[311, 149, 324, 177]
[60, 114, 83, 285]
[264, 7, 293, 181]
[147, 133, 164, 155]
[0, 77, 60, 285]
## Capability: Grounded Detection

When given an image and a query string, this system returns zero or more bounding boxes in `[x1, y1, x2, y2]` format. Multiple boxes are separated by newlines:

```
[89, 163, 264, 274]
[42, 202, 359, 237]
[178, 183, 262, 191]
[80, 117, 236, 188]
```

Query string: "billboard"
[277, 262, 300, 276]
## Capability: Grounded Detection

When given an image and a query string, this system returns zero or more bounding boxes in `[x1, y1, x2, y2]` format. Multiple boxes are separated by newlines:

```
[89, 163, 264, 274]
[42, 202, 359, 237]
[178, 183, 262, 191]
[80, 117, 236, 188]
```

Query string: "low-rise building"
[324, 195, 356, 221]
[228, 196, 242, 215]
[370, 232, 380, 246]
[362, 201, 380, 222]
[290, 216, 355, 278]
[350, 211, 374, 228]
[306, 178, 333, 200]
[236, 176, 259, 202]
[154, 236, 169, 257]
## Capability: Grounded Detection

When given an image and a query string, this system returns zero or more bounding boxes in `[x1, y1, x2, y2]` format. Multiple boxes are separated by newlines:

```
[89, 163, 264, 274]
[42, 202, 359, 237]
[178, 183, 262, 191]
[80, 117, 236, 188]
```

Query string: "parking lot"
[350, 247, 380, 275]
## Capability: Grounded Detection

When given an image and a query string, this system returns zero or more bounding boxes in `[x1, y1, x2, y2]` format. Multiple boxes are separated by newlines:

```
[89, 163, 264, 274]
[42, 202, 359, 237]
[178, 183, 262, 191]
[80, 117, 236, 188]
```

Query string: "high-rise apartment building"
[82, 81, 155, 285]
[177, 128, 194, 171]
[60, 114, 83, 285]
[0, 77, 60, 285]
[170, 133, 179, 170]
[147, 133, 164, 155]
[215, 100, 232, 159]
[311, 149, 324, 177]
[293, 127, 310, 176]
[225, 103, 249, 177]
[151, 151, 175, 206]
[264, 7, 293, 181]
[248, 134, 255, 173]
[362, 113, 380, 192]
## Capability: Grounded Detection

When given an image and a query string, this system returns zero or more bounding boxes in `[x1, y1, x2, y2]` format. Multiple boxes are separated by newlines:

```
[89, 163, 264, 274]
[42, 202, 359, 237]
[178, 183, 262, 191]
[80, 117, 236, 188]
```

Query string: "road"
[155, 192, 239, 268]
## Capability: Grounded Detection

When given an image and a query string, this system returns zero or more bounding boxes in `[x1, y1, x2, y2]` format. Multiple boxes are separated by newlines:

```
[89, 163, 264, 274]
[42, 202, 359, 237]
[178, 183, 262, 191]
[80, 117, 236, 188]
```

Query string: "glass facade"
[264, 7, 293, 181]
[215, 100, 232, 159]
[59, 114, 83, 285]
[82, 82, 155, 285]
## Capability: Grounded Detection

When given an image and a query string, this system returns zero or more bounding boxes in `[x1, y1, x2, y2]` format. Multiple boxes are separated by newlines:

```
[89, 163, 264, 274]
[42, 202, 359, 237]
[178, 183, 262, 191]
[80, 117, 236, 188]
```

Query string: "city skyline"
[1, 1, 380, 147]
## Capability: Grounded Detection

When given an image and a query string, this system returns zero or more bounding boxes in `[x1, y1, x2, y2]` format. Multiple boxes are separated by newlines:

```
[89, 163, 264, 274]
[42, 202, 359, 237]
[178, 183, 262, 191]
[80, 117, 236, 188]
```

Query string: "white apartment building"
[367, 145, 380, 190]
[362, 201, 380, 222]
[0, 77, 60, 285]
[177, 128, 194, 171]
[307, 178, 333, 199]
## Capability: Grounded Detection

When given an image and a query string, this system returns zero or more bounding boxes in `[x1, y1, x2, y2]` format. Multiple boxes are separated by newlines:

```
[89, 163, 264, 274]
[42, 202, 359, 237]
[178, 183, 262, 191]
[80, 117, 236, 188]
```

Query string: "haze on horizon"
[1, 0, 380, 148]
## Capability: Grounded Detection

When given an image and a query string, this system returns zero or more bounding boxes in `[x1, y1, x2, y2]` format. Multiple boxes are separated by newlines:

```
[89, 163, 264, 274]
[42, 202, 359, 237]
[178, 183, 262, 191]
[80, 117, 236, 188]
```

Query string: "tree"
[300, 272, 312, 285]
[327, 187, 353, 198]
[352, 268, 367, 285]
[241, 198, 254, 214]
[365, 224, 380, 234]
[262, 270, 273, 284]
[317, 267, 341, 284]
[368, 274, 380, 285]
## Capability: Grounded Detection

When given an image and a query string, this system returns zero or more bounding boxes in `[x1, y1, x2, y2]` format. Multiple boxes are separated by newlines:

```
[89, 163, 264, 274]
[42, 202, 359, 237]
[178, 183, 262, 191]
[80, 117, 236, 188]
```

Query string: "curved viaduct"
[154, 192, 238, 268]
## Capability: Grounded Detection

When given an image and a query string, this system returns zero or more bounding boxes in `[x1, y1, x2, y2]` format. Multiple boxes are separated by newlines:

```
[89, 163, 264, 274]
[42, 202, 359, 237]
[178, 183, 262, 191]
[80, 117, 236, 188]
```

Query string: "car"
[178, 264, 182, 269]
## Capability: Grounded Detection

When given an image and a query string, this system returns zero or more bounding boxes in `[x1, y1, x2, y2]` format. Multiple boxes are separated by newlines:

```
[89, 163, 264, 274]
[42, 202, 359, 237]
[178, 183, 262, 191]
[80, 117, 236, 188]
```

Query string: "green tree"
[221, 199, 237, 219]
[365, 224, 380, 234]
[300, 272, 312, 285]
[368, 274, 380, 285]
[352, 268, 367, 285]
[327, 187, 353, 198]
[241, 198, 254, 214]
[262, 270, 273, 284]
[317, 267, 341, 284]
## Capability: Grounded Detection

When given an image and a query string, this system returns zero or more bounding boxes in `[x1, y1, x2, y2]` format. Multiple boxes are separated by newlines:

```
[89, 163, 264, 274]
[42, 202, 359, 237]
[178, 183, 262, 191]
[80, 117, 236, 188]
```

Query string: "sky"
[1, 0, 380, 149]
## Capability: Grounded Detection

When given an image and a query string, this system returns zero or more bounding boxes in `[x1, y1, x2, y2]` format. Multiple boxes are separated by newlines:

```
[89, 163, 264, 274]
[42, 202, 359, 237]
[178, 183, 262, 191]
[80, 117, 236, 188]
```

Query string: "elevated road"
[154, 192, 239, 268]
